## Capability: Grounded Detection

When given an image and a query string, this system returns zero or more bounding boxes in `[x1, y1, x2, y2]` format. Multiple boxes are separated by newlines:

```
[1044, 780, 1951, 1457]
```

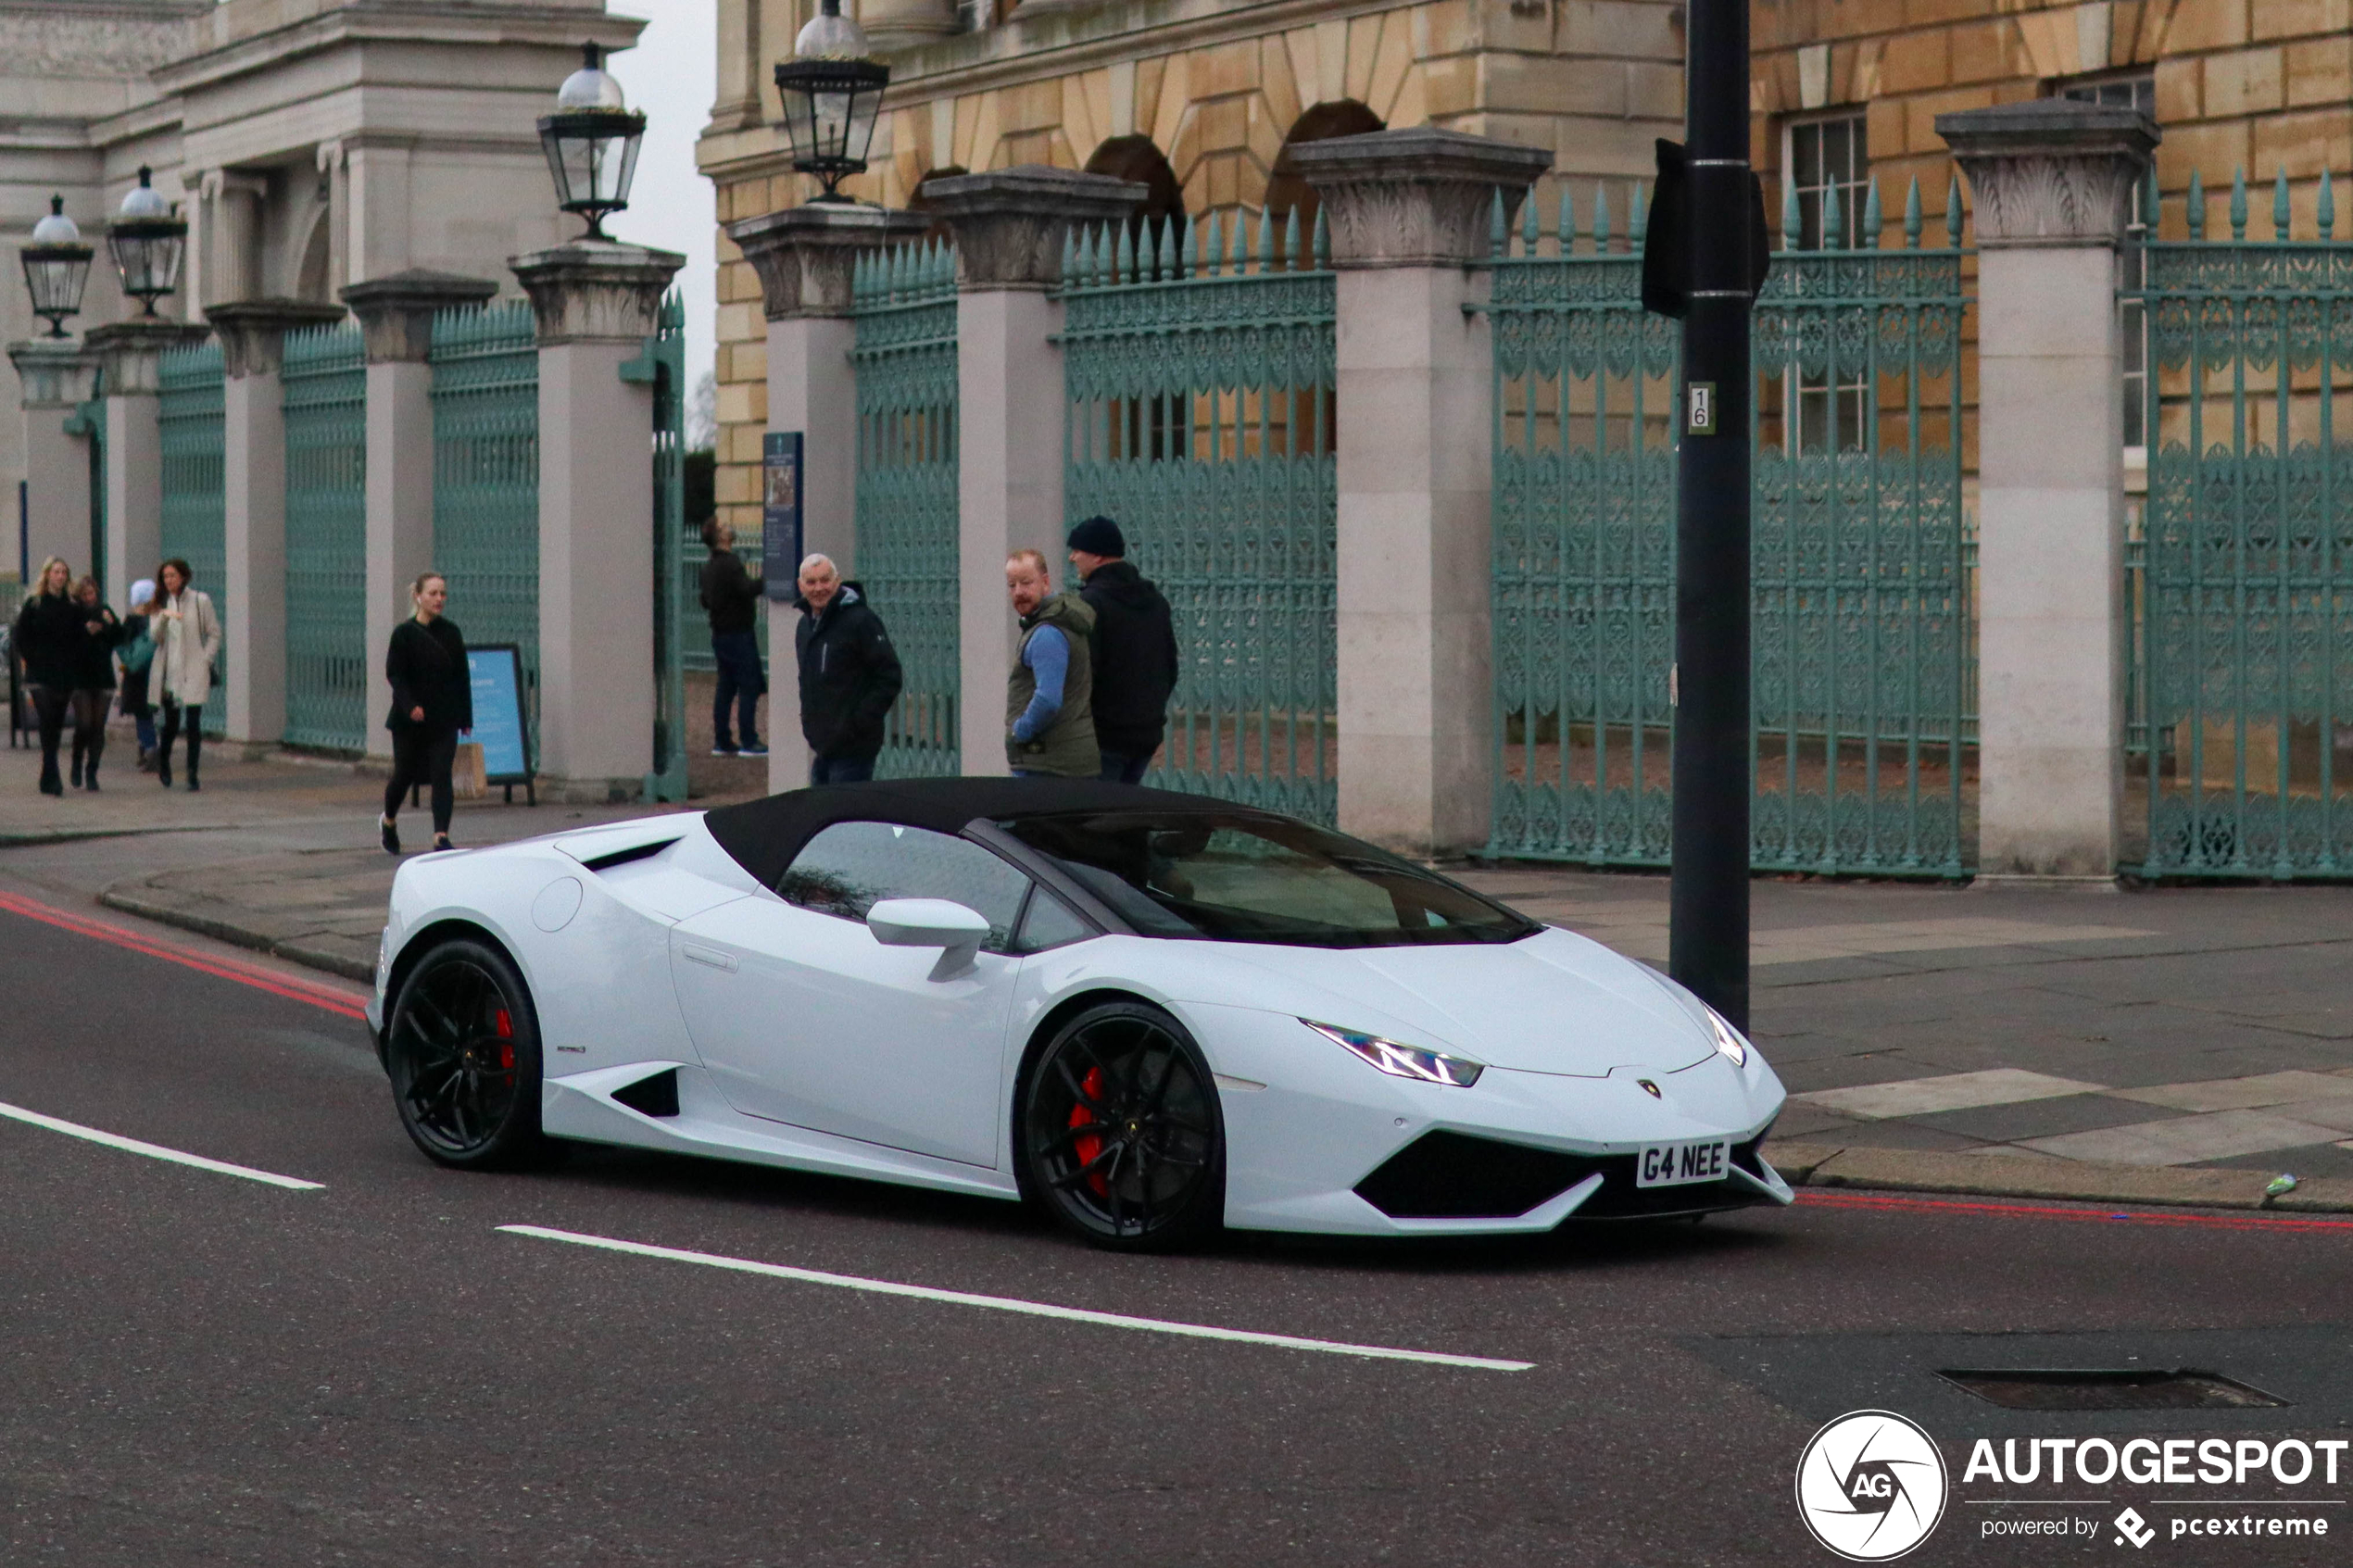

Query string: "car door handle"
[680, 944, 739, 972]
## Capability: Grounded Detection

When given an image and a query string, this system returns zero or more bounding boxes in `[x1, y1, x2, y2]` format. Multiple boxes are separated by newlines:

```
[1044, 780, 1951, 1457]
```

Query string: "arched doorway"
[1264, 101, 1384, 249]
[1085, 135, 1184, 245]
[906, 166, 967, 245]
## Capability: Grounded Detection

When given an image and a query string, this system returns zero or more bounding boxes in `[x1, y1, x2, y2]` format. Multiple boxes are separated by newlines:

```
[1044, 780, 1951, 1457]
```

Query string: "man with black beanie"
[1065, 515, 1179, 784]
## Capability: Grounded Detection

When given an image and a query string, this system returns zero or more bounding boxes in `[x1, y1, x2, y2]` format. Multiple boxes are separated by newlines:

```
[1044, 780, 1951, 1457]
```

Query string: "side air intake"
[611, 1068, 680, 1118]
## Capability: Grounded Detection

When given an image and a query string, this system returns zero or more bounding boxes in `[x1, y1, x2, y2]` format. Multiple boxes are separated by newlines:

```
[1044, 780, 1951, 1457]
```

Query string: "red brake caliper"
[494, 1007, 515, 1071]
[1068, 1065, 1109, 1197]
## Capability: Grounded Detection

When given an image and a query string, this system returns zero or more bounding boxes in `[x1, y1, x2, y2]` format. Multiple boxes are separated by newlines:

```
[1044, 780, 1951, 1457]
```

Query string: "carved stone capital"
[1936, 99, 2158, 249]
[1290, 128, 1551, 270]
[83, 320, 211, 397]
[860, 0, 958, 48]
[6, 340, 100, 409]
[510, 241, 686, 346]
[341, 272, 501, 369]
[205, 298, 347, 378]
[340, 270, 500, 364]
[727, 204, 931, 320]
[919, 167, 1147, 291]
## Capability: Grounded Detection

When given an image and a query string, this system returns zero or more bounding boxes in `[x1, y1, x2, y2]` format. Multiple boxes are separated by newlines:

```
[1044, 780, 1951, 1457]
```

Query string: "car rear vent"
[1354, 1131, 1592, 1219]
[611, 1068, 680, 1118]
[1938, 1368, 2288, 1412]
[580, 838, 681, 872]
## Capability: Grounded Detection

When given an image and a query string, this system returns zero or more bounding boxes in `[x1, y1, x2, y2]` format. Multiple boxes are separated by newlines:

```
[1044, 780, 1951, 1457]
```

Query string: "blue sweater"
[1011, 623, 1068, 743]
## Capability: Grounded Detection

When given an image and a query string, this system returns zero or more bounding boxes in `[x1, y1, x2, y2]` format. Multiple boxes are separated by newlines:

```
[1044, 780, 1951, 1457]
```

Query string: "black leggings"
[29, 686, 67, 781]
[69, 690, 107, 768]
[384, 725, 459, 835]
[158, 699, 202, 778]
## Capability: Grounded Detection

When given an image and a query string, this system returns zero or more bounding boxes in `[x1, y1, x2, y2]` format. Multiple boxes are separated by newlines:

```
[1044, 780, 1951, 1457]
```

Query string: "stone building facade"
[1, 0, 643, 541]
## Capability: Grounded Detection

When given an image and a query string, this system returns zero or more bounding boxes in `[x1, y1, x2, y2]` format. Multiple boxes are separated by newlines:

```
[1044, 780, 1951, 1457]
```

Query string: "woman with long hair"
[66, 574, 122, 790]
[150, 557, 220, 791]
[381, 571, 472, 854]
[9, 556, 80, 796]
[117, 578, 158, 770]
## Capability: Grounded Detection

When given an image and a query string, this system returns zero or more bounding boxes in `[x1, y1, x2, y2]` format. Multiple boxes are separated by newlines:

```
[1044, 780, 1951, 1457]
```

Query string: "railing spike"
[1861, 178, 1881, 248]
[1160, 216, 1177, 281]
[1060, 226, 1076, 286]
[1782, 176, 1803, 252]
[2275, 166, 2293, 242]
[2230, 166, 2248, 240]
[1180, 211, 1198, 278]
[1557, 183, 1575, 255]
[1904, 176, 1923, 249]
[2323, 170, 2338, 242]
[1283, 205, 1302, 272]
[1824, 182, 1843, 248]
[1313, 206, 1328, 267]
[1630, 180, 1647, 245]
[1489, 188, 1505, 257]
[1114, 221, 1135, 285]
[1522, 185, 1540, 254]
[1203, 209, 1222, 277]
[1227, 205, 1246, 272]
[2188, 169, 2206, 240]
[1256, 204, 1274, 272]
[1592, 182, 1611, 250]
[1944, 177, 1962, 248]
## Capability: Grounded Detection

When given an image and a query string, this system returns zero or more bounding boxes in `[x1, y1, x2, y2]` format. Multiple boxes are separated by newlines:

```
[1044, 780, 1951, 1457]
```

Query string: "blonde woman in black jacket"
[380, 572, 472, 855]
[10, 556, 78, 796]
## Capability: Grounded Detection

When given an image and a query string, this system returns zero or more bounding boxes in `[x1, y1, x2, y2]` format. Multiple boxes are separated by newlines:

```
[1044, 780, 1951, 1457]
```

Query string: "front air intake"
[1353, 1131, 1773, 1220]
[611, 1068, 680, 1118]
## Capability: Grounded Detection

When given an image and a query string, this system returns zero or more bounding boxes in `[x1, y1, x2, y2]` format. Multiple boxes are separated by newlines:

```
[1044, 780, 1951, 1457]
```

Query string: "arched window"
[1264, 101, 1384, 246]
[1085, 135, 1185, 241]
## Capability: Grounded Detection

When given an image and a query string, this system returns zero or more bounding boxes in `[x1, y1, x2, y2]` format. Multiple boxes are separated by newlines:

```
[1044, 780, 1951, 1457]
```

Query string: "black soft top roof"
[701, 777, 1254, 890]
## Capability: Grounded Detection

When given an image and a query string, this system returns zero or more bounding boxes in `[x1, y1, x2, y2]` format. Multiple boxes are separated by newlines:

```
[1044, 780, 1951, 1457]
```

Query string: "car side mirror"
[866, 897, 992, 981]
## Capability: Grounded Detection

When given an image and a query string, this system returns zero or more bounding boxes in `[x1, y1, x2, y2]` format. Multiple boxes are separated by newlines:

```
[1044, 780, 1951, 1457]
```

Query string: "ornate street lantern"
[20, 194, 93, 337]
[538, 42, 647, 240]
[774, 0, 888, 203]
[107, 167, 186, 317]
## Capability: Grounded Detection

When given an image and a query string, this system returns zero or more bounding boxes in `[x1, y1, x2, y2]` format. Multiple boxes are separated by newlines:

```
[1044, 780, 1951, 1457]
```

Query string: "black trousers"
[384, 725, 459, 834]
[69, 690, 107, 771]
[158, 699, 203, 779]
[29, 685, 67, 785]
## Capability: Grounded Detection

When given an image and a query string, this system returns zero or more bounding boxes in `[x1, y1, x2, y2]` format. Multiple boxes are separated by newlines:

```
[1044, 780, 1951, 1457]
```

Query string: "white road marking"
[500, 1224, 1534, 1373]
[0, 1099, 323, 1190]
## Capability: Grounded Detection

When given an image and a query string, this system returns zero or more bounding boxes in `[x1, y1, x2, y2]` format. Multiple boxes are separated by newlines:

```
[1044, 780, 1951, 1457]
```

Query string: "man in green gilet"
[1003, 548, 1101, 777]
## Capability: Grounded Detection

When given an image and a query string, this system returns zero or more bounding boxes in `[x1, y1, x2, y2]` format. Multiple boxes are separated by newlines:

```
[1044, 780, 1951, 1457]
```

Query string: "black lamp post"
[107, 167, 186, 317]
[21, 194, 93, 337]
[538, 42, 647, 240]
[774, 0, 888, 203]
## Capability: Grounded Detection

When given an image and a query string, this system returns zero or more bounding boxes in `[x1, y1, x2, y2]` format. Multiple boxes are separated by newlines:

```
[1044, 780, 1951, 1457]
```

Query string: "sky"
[601, 0, 720, 409]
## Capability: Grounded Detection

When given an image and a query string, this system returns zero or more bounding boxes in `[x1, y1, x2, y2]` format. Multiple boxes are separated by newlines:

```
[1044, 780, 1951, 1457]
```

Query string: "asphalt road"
[6, 894, 2353, 1566]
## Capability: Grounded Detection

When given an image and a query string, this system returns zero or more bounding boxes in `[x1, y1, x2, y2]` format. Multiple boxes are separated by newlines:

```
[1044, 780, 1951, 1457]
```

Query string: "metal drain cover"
[1938, 1367, 2289, 1412]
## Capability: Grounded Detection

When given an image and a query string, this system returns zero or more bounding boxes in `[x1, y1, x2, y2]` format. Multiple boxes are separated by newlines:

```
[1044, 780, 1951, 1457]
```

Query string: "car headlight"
[1302, 1019, 1484, 1087]
[1705, 1006, 1749, 1068]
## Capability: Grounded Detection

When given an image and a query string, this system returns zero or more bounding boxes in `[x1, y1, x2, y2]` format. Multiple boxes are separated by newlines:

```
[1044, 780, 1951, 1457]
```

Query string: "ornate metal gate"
[851, 240, 961, 777]
[282, 320, 368, 750]
[158, 340, 226, 738]
[1485, 182, 1973, 875]
[1059, 209, 1338, 822]
[2127, 170, 2353, 877]
[430, 302, 540, 750]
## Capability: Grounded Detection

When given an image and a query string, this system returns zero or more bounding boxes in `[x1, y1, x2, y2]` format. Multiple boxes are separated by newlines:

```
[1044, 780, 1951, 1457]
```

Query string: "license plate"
[1636, 1138, 1730, 1188]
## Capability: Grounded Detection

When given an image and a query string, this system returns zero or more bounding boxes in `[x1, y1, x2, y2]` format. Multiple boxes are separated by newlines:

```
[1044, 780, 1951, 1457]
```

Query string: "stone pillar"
[7, 341, 99, 582]
[728, 202, 929, 792]
[85, 320, 210, 613]
[207, 299, 348, 750]
[511, 240, 686, 800]
[341, 270, 497, 759]
[925, 167, 1145, 777]
[1938, 100, 2157, 883]
[861, 0, 957, 48]
[1295, 128, 1549, 859]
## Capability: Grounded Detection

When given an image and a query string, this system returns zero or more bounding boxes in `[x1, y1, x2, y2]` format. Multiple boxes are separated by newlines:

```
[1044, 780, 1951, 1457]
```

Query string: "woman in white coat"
[150, 557, 220, 791]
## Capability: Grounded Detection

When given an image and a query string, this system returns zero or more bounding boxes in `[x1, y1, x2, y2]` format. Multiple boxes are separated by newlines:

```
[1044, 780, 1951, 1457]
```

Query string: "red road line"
[0, 889, 370, 1019]
[1797, 1187, 2353, 1234]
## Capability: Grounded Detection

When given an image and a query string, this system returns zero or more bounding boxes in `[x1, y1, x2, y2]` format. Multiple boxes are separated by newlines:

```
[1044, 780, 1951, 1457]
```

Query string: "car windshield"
[996, 810, 1539, 948]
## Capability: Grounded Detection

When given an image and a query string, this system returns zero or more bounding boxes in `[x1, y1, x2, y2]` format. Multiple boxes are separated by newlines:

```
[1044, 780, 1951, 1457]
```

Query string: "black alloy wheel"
[386, 937, 547, 1169]
[1020, 1001, 1224, 1250]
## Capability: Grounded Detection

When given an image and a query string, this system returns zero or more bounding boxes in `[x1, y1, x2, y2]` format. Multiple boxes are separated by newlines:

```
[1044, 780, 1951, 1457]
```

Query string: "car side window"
[778, 822, 1031, 953]
[1013, 888, 1095, 953]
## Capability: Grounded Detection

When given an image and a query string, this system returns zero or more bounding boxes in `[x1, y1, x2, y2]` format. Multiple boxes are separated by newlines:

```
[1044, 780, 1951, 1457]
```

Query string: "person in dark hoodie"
[1065, 516, 1178, 784]
[66, 574, 122, 791]
[792, 553, 902, 784]
[11, 557, 81, 797]
[698, 521, 767, 757]
[379, 571, 472, 855]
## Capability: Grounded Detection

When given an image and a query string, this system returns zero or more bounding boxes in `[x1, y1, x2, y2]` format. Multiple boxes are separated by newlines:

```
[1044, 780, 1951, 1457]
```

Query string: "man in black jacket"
[793, 553, 904, 784]
[1066, 516, 1179, 784]
[698, 521, 767, 757]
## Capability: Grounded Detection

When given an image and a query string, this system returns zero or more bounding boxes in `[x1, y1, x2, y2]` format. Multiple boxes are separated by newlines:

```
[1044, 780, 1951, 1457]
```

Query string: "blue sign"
[762, 430, 803, 601]
[466, 644, 532, 782]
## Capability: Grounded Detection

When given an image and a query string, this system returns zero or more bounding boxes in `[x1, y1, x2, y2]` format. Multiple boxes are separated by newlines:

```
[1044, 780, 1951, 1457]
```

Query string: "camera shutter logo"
[1794, 1410, 1947, 1561]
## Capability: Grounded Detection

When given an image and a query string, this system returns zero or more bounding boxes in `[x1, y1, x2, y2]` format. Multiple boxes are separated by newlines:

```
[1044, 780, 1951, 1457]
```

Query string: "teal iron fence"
[158, 340, 227, 738]
[1059, 207, 1338, 822]
[430, 301, 539, 752]
[1482, 181, 1974, 875]
[2126, 169, 2353, 877]
[282, 320, 369, 751]
[852, 239, 962, 777]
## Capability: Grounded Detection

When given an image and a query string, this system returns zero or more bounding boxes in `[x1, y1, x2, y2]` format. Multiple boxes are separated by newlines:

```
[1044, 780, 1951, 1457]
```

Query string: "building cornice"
[152, 3, 643, 100]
